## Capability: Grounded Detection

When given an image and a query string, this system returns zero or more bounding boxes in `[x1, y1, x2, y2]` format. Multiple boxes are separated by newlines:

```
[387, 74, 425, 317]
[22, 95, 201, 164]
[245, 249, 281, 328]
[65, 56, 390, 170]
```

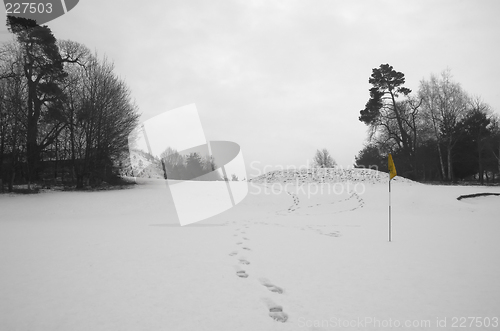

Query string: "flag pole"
[389, 178, 392, 242]
[387, 153, 396, 242]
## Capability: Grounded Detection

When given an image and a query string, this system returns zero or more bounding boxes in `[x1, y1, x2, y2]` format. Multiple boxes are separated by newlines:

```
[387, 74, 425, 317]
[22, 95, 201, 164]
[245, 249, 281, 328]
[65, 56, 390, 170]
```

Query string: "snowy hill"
[123, 149, 165, 179]
[249, 167, 415, 184]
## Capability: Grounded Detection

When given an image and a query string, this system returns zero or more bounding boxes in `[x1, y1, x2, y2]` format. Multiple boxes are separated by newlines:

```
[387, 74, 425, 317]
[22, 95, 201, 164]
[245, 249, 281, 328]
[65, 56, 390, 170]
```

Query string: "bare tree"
[419, 70, 469, 181]
[0, 42, 28, 191]
[60, 46, 139, 188]
[312, 149, 336, 168]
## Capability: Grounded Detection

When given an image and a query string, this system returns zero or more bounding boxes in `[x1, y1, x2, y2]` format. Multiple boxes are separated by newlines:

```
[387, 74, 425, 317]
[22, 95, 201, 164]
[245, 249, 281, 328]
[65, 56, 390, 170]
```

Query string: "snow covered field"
[1, 173, 499, 331]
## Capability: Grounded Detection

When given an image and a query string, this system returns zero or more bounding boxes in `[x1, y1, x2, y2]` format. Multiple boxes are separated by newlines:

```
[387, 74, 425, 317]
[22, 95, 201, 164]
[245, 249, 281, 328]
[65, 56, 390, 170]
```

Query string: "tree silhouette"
[6, 16, 68, 185]
[359, 64, 419, 178]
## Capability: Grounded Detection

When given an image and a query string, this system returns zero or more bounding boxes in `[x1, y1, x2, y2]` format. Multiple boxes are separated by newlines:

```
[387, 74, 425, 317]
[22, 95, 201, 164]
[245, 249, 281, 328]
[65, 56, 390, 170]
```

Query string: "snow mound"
[248, 168, 416, 184]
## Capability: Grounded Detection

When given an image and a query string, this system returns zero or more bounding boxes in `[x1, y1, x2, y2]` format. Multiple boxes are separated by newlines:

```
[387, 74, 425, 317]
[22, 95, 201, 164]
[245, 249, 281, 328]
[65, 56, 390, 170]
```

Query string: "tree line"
[159, 147, 222, 180]
[355, 64, 500, 183]
[122, 146, 243, 181]
[0, 16, 139, 191]
[159, 147, 242, 181]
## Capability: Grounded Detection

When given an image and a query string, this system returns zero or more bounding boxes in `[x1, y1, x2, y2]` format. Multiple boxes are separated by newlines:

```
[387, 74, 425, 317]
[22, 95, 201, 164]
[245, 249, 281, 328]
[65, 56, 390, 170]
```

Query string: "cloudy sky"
[1, 0, 499, 177]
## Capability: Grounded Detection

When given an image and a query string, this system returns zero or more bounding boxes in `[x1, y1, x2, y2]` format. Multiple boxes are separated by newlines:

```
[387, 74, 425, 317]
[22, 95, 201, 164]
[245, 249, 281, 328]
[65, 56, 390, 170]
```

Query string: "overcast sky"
[2, 0, 500, 177]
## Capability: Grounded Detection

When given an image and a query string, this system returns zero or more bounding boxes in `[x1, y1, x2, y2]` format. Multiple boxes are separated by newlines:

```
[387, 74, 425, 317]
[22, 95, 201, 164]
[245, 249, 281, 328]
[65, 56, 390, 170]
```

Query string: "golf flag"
[388, 154, 397, 180]
[388, 153, 396, 242]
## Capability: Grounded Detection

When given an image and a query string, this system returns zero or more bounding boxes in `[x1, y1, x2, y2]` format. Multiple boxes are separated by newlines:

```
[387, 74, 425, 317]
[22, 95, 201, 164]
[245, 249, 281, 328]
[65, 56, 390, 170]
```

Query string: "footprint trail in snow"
[228, 222, 288, 323]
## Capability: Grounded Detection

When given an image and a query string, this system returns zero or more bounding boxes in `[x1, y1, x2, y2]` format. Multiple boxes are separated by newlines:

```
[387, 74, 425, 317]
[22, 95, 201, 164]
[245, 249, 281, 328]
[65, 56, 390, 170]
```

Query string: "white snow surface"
[1, 172, 499, 331]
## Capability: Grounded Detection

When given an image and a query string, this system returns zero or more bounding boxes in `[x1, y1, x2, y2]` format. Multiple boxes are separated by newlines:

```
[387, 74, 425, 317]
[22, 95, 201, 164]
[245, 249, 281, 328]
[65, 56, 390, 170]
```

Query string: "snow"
[1, 171, 499, 331]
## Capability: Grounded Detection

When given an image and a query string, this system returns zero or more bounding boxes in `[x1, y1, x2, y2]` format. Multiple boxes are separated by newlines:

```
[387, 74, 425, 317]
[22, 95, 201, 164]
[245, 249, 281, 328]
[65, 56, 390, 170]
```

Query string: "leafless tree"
[60, 44, 139, 188]
[312, 149, 336, 168]
[419, 70, 469, 181]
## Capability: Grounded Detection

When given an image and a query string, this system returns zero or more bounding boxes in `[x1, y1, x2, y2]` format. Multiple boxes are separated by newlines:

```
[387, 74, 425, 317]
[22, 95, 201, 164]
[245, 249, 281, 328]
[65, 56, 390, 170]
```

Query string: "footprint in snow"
[242, 247, 251, 251]
[239, 258, 250, 265]
[259, 278, 284, 294]
[262, 298, 288, 322]
[229, 251, 238, 256]
[234, 266, 249, 278]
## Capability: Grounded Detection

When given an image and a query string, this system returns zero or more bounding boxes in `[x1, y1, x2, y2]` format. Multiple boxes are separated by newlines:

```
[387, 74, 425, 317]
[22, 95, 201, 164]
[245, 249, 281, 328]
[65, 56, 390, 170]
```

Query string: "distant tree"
[185, 152, 204, 179]
[160, 147, 222, 181]
[201, 154, 217, 172]
[312, 149, 336, 168]
[161, 147, 184, 179]
[231, 174, 239, 181]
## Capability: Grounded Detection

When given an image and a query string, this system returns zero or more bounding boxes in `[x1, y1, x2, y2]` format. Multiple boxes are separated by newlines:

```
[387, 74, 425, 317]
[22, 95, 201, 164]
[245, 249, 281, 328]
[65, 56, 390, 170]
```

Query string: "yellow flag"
[388, 154, 397, 180]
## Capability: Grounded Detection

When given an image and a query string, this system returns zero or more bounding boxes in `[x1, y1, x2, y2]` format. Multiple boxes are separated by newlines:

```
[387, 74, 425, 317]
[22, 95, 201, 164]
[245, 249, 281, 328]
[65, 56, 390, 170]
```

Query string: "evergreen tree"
[6, 16, 68, 185]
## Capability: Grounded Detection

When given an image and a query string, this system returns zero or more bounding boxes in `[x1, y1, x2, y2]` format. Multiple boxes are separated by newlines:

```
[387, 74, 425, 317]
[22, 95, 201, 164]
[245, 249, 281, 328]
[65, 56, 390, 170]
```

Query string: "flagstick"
[387, 153, 396, 242]
[389, 178, 392, 242]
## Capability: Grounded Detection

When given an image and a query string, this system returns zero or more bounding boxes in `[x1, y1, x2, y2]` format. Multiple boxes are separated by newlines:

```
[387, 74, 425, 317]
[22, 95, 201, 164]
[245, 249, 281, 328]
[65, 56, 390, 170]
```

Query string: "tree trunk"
[54, 137, 58, 180]
[26, 81, 41, 185]
[447, 145, 453, 181]
[478, 141, 484, 185]
[76, 174, 84, 189]
[8, 163, 15, 192]
[437, 143, 446, 180]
